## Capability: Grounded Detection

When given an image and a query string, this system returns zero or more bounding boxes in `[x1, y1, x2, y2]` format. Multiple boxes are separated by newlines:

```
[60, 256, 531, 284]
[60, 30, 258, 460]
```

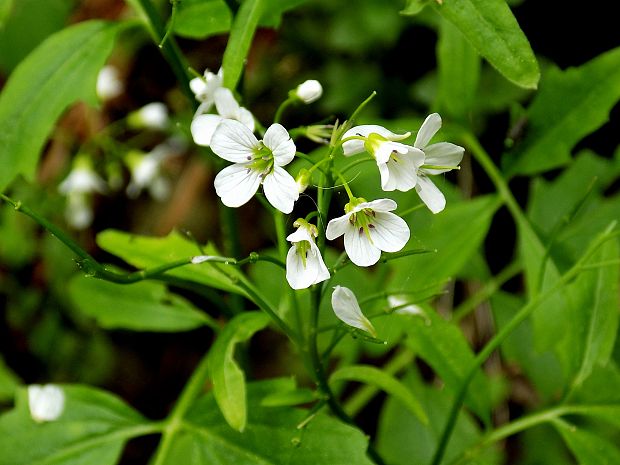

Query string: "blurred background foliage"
[1, 0, 619, 463]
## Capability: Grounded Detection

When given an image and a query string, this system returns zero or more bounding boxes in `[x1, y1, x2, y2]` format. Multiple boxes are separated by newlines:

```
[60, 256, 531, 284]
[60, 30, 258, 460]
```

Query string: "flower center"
[294, 240, 312, 267]
[249, 143, 275, 177]
[364, 133, 389, 159]
[348, 208, 376, 243]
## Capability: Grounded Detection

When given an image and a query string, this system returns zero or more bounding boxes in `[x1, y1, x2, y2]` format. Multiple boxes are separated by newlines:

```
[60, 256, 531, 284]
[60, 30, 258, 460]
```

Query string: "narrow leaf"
[506, 47, 620, 175]
[554, 419, 620, 465]
[330, 364, 427, 424]
[432, 0, 539, 89]
[96, 229, 244, 294]
[68, 276, 215, 332]
[0, 20, 120, 192]
[222, 0, 264, 89]
[207, 312, 270, 432]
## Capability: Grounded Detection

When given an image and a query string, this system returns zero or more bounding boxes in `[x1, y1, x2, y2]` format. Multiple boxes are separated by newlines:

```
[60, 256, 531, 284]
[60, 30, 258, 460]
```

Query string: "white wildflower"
[28, 384, 65, 423]
[331, 286, 376, 336]
[285, 219, 329, 289]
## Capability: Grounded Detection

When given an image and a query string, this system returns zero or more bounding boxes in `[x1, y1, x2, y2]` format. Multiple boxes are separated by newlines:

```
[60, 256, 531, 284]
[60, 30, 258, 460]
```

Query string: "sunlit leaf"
[68, 275, 215, 332]
[0, 385, 152, 465]
[0, 20, 120, 192]
[207, 312, 271, 432]
[505, 47, 620, 175]
[173, 0, 231, 39]
[431, 0, 539, 89]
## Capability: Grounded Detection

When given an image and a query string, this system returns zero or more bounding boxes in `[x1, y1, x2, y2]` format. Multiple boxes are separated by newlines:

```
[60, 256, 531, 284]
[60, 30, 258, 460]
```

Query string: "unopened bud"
[128, 102, 169, 130]
[296, 168, 312, 193]
[294, 80, 322, 104]
[305, 124, 334, 144]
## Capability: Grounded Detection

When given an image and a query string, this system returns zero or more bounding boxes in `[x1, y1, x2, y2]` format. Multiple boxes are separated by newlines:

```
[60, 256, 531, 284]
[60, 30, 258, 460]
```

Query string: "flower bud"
[128, 102, 169, 130]
[305, 124, 334, 144]
[96, 65, 123, 101]
[28, 384, 65, 423]
[294, 79, 322, 104]
[295, 168, 312, 193]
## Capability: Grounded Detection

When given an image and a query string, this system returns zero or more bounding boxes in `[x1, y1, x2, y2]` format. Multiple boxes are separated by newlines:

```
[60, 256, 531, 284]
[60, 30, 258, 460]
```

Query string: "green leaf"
[0, 20, 120, 192]
[163, 378, 375, 465]
[222, 0, 264, 89]
[436, 16, 480, 120]
[399, 310, 492, 422]
[390, 195, 500, 293]
[431, 0, 539, 89]
[260, 0, 308, 28]
[330, 364, 427, 424]
[377, 370, 501, 465]
[96, 229, 244, 295]
[0, 0, 14, 28]
[400, 0, 427, 16]
[0, 385, 153, 465]
[207, 312, 271, 432]
[566, 238, 619, 387]
[554, 419, 620, 465]
[505, 47, 620, 175]
[173, 0, 232, 39]
[68, 275, 214, 332]
[0, 356, 21, 402]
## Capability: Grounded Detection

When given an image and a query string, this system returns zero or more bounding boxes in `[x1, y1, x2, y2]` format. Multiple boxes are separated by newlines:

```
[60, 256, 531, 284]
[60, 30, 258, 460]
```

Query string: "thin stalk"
[429, 225, 618, 465]
[274, 96, 296, 124]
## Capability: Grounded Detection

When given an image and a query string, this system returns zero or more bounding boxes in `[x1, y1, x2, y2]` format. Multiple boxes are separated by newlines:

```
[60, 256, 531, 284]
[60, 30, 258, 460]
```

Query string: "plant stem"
[274, 96, 296, 124]
[429, 225, 618, 465]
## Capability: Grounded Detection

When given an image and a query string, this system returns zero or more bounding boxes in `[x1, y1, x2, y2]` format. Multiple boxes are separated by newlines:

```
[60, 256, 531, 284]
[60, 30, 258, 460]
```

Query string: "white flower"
[295, 79, 323, 104]
[326, 198, 409, 267]
[96, 65, 123, 101]
[65, 193, 94, 230]
[331, 286, 376, 336]
[285, 220, 330, 289]
[128, 102, 169, 130]
[28, 384, 65, 423]
[388, 296, 424, 316]
[341, 125, 424, 192]
[190, 67, 224, 112]
[191, 88, 255, 147]
[413, 113, 465, 213]
[125, 144, 172, 201]
[211, 120, 299, 213]
[58, 159, 106, 195]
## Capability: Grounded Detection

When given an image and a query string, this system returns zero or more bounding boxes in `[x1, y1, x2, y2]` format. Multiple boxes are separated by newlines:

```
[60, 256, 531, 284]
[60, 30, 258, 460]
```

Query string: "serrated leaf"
[68, 275, 214, 332]
[330, 364, 427, 424]
[436, 17, 480, 120]
[96, 229, 244, 295]
[0, 385, 151, 465]
[554, 419, 620, 465]
[0, 20, 120, 192]
[431, 0, 539, 89]
[506, 47, 620, 175]
[162, 379, 375, 465]
[399, 310, 492, 422]
[173, 0, 231, 39]
[207, 312, 271, 432]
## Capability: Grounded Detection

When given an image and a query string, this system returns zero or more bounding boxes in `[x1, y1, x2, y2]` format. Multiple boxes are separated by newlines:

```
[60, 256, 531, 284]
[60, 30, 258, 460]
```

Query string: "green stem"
[152, 349, 211, 465]
[451, 260, 521, 322]
[274, 97, 296, 124]
[429, 225, 618, 465]
[129, 0, 196, 110]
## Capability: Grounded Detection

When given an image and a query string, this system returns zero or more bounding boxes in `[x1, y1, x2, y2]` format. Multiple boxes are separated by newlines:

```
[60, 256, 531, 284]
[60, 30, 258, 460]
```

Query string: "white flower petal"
[237, 107, 256, 132]
[423, 142, 465, 174]
[356, 198, 397, 213]
[264, 124, 295, 166]
[341, 125, 408, 156]
[191, 114, 223, 147]
[368, 211, 410, 252]
[415, 175, 446, 214]
[58, 168, 106, 194]
[296, 79, 323, 104]
[214, 163, 261, 208]
[211, 119, 259, 163]
[378, 147, 424, 192]
[344, 226, 381, 267]
[28, 384, 65, 423]
[326, 214, 352, 240]
[331, 286, 376, 336]
[286, 245, 322, 289]
[262, 166, 299, 213]
[286, 227, 314, 243]
[214, 88, 241, 118]
[415, 113, 442, 149]
[190, 77, 208, 98]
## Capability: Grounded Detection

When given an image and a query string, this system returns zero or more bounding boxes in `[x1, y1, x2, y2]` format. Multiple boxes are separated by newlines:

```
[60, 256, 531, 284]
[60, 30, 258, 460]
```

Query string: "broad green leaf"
[565, 238, 619, 387]
[431, 0, 539, 89]
[554, 419, 620, 465]
[377, 370, 501, 465]
[207, 312, 270, 432]
[436, 17, 480, 121]
[330, 364, 427, 423]
[96, 229, 244, 295]
[163, 378, 375, 465]
[173, 0, 232, 39]
[390, 195, 500, 293]
[0, 0, 73, 72]
[0, 356, 21, 402]
[222, 0, 264, 89]
[399, 310, 492, 422]
[68, 275, 214, 332]
[0, 385, 152, 465]
[505, 47, 620, 175]
[0, 20, 120, 192]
